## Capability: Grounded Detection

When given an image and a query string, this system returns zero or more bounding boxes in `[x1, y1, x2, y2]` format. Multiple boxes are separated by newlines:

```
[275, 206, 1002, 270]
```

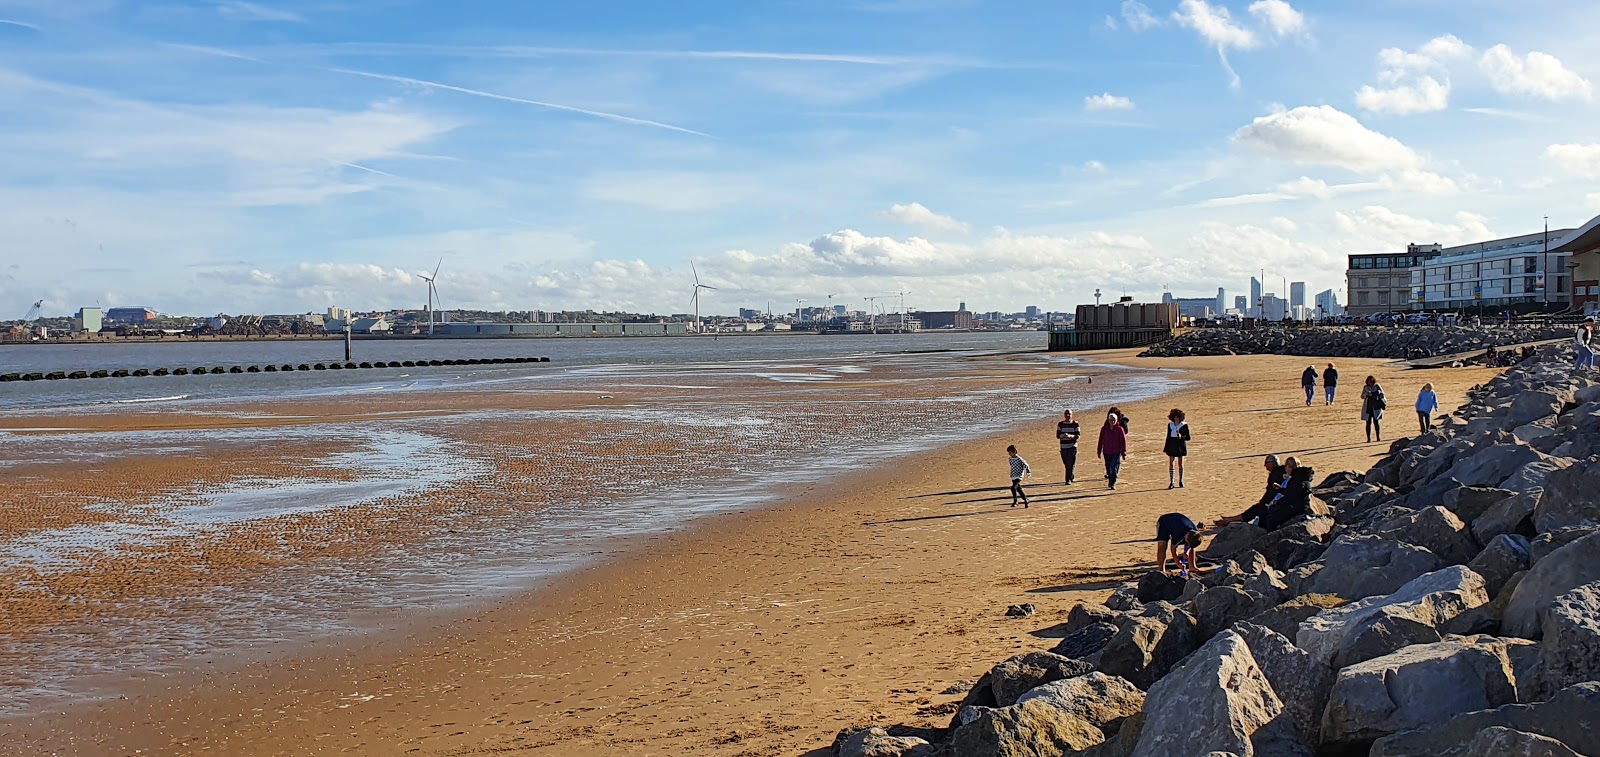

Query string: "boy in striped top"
[1007, 444, 1032, 508]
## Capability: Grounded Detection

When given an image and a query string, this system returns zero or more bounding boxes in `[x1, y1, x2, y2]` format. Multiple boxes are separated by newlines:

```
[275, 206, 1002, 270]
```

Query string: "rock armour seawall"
[831, 342, 1600, 757]
[1139, 325, 1571, 359]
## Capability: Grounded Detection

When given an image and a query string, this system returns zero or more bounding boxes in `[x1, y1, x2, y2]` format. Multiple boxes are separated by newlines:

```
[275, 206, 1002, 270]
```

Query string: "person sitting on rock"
[1212, 456, 1314, 532]
[1155, 512, 1203, 577]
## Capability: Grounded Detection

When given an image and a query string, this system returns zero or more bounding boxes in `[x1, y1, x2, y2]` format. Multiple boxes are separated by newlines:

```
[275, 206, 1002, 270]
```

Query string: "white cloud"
[1356, 76, 1450, 115]
[878, 202, 971, 234]
[1173, 0, 1259, 89]
[215, 1, 304, 22]
[1381, 169, 1460, 196]
[1335, 206, 1493, 248]
[1270, 217, 1298, 233]
[1083, 160, 1108, 173]
[1198, 175, 1378, 207]
[1122, 0, 1160, 32]
[581, 171, 765, 212]
[1234, 105, 1422, 173]
[1479, 45, 1593, 102]
[1247, 0, 1306, 38]
[1547, 143, 1600, 179]
[1356, 35, 1471, 115]
[1084, 93, 1135, 111]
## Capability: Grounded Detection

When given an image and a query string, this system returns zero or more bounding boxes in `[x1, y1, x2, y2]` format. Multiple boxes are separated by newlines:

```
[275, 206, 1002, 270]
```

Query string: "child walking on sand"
[1415, 382, 1439, 434]
[1164, 408, 1190, 489]
[1006, 444, 1032, 508]
[1097, 411, 1129, 490]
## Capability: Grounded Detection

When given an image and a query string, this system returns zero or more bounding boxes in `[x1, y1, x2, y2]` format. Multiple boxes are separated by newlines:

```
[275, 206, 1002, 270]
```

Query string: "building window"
[1358, 292, 1370, 305]
[1379, 291, 1390, 305]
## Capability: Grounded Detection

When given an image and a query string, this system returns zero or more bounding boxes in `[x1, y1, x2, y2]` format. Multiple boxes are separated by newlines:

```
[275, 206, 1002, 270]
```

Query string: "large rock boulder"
[1442, 440, 1546, 489]
[1130, 631, 1309, 757]
[1245, 594, 1346, 641]
[1015, 672, 1145, 731]
[1234, 623, 1334, 746]
[944, 700, 1104, 756]
[1372, 506, 1480, 565]
[1322, 636, 1521, 749]
[1134, 571, 1187, 604]
[1466, 534, 1532, 600]
[1203, 522, 1268, 563]
[1534, 459, 1600, 534]
[1531, 527, 1599, 566]
[1290, 535, 1443, 601]
[1050, 622, 1120, 661]
[1442, 486, 1516, 524]
[989, 652, 1095, 707]
[1501, 457, 1574, 494]
[1369, 682, 1600, 757]
[837, 727, 934, 757]
[1536, 581, 1600, 699]
[1461, 726, 1581, 757]
[1506, 391, 1566, 427]
[1472, 490, 1540, 544]
[1195, 585, 1276, 639]
[1503, 530, 1600, 638]
[1097, 608, 1201, 689]
[1297, 566, 1489, 668]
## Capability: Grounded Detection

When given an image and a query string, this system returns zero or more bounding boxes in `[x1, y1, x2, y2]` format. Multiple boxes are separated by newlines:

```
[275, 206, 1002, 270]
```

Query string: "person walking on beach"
[1577, 317, 1596, 371]
[1300, 365, 1318, 406]
[1108, 406, 1131, 434]
[1155, 512, 1203, 577]
[1006, 445, 1032, 508]
[1415, 382, 1439, 434]
[1097, 411, 1129, 490]
[1323, 363, 1339, 405]
[1361, 375, 1387, 443]
[1056, 410, 1081, 484]
[1164, 408, 1190, 489]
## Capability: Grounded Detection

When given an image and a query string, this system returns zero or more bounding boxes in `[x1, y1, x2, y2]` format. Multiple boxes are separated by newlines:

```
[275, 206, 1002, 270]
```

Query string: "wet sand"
[2, 352, 1499, 756]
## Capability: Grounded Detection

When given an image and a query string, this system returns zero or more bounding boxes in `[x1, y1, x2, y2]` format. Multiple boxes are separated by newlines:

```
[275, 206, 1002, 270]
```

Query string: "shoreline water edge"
[0, 333, 1194, 724]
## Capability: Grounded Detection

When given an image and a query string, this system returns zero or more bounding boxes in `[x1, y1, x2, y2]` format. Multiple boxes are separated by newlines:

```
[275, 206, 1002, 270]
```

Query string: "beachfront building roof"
[1409, 228, 1578, 312]
[350, 317, 392, 334]
[1552, 213, 1600, 314]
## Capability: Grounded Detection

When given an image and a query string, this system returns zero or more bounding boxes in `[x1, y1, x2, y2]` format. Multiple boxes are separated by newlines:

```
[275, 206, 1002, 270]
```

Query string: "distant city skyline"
[1, 1, 1596, 317]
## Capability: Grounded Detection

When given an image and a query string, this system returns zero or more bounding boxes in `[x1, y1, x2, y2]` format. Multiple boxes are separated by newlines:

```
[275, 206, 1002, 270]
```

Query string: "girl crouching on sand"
[1097, 411, 1129, 490]
[1164, 408, 1190, 489]
[1006, 444, 1032, 508]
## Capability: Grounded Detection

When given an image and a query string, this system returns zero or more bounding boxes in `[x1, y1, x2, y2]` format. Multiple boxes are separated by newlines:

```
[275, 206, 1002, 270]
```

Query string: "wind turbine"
[690, 262, 716, 333]
[418, 259, 441, 335]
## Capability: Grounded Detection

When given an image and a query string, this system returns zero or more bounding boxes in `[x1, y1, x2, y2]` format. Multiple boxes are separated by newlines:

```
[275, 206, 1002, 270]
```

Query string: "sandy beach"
[2, 351, 1500, 756]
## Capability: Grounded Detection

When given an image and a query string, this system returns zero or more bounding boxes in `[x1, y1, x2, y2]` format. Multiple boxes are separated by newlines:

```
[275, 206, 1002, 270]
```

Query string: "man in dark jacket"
[1322, 363, 1338, 405]
[1301, 365, 1318, 406]
[1214, 455, 1310, 531]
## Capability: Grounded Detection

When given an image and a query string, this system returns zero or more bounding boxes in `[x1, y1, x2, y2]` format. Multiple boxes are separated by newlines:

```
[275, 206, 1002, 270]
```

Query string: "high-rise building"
[1290, 282, 1306, 309]
[1261, 293, 1287, 321]
[1250, 277, 1263, 318]
[959, 301, 967, 312]
[1234, 295, 1247, 311]
[1025, 305, 1041, 318]
[1161, 291, 1175, 304]
[1314, 289, 1342, 318]
[1216, 288, 1226, 316]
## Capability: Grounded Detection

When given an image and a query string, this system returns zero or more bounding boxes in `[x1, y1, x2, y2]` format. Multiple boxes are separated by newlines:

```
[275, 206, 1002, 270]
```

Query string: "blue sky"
[1, 0, 1597, 317]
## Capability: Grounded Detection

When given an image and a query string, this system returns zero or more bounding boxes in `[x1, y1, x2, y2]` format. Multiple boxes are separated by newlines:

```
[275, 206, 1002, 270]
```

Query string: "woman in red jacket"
[1097, 410, 1130, 490]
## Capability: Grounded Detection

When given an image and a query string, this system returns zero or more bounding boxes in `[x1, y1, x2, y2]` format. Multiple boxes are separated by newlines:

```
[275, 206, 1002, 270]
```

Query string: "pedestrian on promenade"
[1361, 375, 1387, 443]
[1323, 363, 1339, 405]
[1056, 409, 1081, 484]
[1097, 411, 1129, 490]
[1301, 365, 1318, 406]
[1006, 444, 1032, 508]
[1155, 512, 1202, 577]
[1415, 382, 1439, 434]
[1164, 408, 1190, 489]
[1577, 317, 1595, 371]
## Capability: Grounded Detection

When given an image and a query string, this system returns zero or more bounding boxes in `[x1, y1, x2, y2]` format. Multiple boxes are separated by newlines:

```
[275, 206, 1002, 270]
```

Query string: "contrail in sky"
[0, 19, 41, 31]
[333, 68, 711, 137]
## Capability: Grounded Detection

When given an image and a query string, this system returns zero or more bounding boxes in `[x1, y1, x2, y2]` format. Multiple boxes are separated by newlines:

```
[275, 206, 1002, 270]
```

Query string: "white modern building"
[1410, 229, 1577, 311]
[1249, 277, 1263, 318]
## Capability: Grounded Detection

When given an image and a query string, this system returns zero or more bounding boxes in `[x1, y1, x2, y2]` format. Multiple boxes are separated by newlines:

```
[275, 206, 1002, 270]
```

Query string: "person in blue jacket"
[1415, 382, 1439, 434]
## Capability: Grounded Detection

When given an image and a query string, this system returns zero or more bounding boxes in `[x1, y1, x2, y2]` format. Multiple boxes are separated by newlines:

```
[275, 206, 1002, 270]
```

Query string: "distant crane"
[690, 262, 716, 333]
[418, 258, 443, 335]
[22, 299, 43, 323]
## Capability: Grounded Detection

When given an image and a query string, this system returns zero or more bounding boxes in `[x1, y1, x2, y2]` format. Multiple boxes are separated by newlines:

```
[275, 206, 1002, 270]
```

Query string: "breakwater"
[830, 342, 1600, 757]
[1141, 324, 1572, 359]
[0, 356, 550, 382]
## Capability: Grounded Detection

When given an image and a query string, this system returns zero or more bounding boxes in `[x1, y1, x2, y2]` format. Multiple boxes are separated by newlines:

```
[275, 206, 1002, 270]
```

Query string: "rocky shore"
[1139, 324, 1571, 359]
[832, 343, 1600, 757]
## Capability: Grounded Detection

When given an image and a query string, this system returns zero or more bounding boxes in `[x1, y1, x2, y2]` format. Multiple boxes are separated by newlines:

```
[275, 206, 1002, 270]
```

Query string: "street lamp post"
[1544, 216, 1550, 312]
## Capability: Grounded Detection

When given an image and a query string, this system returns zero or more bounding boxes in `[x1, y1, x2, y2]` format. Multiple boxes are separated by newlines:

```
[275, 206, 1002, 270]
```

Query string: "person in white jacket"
[1578, 317, 1595, 371]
